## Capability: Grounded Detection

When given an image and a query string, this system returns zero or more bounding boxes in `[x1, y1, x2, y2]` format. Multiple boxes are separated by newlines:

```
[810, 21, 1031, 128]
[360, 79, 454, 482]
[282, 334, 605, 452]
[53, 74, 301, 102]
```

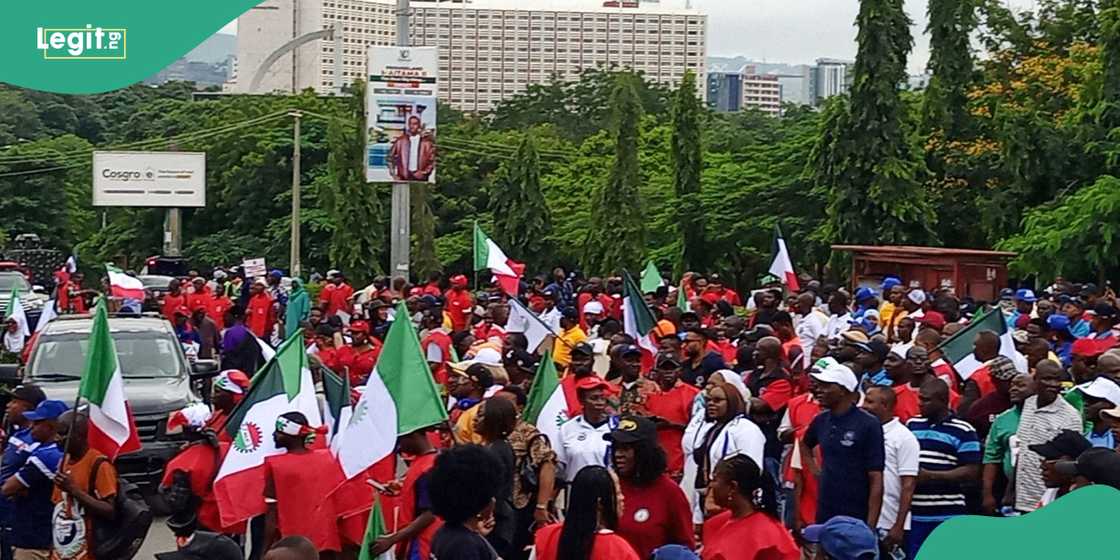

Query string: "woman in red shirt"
[533, 466, 639, 560]
[702, 454, 798, 560]
[606, 415, 694, 559]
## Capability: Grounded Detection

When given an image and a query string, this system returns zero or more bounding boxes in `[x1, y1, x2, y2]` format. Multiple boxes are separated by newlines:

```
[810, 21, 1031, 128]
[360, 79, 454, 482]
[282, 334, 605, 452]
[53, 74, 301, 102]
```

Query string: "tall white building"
[813, 58, 852, 103]
[229, 0, 707, 112]
[741, 73, 781, 116]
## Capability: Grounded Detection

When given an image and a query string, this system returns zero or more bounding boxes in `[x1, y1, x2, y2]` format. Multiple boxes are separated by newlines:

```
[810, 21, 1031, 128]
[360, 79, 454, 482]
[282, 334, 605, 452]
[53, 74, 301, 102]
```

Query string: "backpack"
[89, 457, 153, 559]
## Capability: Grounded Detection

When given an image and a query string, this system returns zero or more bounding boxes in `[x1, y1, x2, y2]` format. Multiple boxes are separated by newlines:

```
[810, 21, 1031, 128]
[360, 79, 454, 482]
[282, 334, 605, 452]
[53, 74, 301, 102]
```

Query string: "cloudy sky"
[220, 0, 1041, 74]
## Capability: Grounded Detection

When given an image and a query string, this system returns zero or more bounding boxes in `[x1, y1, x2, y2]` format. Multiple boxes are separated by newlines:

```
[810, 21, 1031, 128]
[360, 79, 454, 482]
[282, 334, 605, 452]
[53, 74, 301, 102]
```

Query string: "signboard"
[366, 46, 438, 184]
[92, 151, 206, 207]
[242, 257, 267, 279]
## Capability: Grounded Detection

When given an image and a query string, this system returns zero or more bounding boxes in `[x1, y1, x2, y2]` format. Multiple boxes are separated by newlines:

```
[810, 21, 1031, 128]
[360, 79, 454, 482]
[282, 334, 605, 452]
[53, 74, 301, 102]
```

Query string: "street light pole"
[290, 110, 302, 278]
[389, 0, 411, 280]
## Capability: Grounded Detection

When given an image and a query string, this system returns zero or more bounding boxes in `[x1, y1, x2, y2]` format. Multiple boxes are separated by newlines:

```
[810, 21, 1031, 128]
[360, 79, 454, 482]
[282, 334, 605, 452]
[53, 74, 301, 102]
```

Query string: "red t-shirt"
[399, 452, 442, 560]
[702, 510, 799, 560]
[421, 329, 453, 386]
[161, 293, 187, 322]
[644, 383, 700, 477]
[445, 288, 474, 332]
[782, 393, 822, 527]
[337, 342, 382, 386]
[264, 449, 343, 552]
[969, 366, 996, 399]
[327, 283, 354, 317]
[319, 283, 336, 308]
[160, 442, 247, 535]
[188, 290, 213, 314]
[534, 524, 639, 560]
[616, 476, 694, 559]
[422, 283, 442, 297]
[246, 292, 274, 338]
[317, 346, 344, 373]
[208, 295, 233, 330]
[894, 382, 961, 423]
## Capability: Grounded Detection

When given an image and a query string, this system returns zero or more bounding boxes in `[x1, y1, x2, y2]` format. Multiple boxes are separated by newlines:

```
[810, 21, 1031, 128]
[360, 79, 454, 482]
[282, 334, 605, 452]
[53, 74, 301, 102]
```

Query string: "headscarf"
[711, 369, 752, 414]
[285, 278, 310, 339]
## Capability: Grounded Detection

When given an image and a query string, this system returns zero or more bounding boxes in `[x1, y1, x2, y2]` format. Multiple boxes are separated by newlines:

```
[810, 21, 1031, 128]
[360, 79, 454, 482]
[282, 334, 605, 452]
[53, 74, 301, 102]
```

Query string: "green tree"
[489, 133, 552, 272]
[411, 184, 441, 279]
[583, 74, 646, 274]
[670, 71, 705, 275]
[999, 174, 1120, 283]
[813, 0, 934, 248]
[922, 0, 977, 138]
[319, 80, 383, 282]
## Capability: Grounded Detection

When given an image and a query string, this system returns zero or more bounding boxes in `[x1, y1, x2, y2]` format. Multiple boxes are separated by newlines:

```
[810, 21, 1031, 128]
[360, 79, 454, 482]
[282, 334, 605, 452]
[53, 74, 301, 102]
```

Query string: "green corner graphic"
[918, 485, 1120, 559]
[4, 1, 262, 93]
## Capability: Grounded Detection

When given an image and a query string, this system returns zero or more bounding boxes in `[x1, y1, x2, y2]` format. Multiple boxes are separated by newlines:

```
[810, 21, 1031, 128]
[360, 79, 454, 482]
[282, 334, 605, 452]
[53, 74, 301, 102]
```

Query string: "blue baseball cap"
[881, 276, 902, 291]
[23, 399, 69, 422]
[650, 544, 699, 560]
[268, 269, 284, 279]
[1015, 288, 1037, 303]
[1047, 313, 1071, 332]
[854, 287, 876, 302]
[802, 515, 879, 560]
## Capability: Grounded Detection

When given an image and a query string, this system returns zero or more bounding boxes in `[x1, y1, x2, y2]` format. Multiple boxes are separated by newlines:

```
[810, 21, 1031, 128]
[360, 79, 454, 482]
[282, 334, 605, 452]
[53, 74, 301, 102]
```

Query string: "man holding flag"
[263, 411, 342, 554]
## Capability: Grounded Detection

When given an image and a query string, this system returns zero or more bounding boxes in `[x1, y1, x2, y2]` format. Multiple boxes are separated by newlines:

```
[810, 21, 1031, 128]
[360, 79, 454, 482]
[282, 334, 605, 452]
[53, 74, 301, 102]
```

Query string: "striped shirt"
[1013, 395, 1083, 512]
[906, 414, 981, 522]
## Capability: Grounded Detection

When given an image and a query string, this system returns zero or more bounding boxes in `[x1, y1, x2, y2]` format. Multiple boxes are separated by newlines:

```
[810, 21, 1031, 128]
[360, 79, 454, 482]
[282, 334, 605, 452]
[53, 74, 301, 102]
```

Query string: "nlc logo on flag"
[37, 25, 127, 60]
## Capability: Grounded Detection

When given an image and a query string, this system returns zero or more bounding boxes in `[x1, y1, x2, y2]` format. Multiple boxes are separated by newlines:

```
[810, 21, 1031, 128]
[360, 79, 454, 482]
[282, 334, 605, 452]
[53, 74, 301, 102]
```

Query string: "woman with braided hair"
[701, 454, 798, 560]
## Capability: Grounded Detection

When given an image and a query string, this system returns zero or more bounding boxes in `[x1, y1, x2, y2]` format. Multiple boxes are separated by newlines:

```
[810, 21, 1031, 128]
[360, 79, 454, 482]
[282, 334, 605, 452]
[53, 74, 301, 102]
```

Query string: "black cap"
[314, 324, 336, 337]
[1093, 302, 1118, 319]
[618, 344, 642, 357]
[504, 348, 539, 371]
[604, 415, 657, 444]
[1054, 448, 1120, 489]
[1029, 429, 1092, 460]
[5, 384, 46, 407]
[655, 353, 682, 369]
[860, 339, 890, 361]
[571, 342, 594, 357]
[561, 306, 579, 320]
[1081, 283, 1100, 297]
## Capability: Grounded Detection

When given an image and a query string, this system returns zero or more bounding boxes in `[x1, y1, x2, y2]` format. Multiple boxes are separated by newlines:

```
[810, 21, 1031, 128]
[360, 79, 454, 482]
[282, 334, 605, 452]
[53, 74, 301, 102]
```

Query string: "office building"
[229, 0, 707, 112]
[706, 70, 741, 111]
[741, 73, 781, 116]
[813, 58, 852, 103]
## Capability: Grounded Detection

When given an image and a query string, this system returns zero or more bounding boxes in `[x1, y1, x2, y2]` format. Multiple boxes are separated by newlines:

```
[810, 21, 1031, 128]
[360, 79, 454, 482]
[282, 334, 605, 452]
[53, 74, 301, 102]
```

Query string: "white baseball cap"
[907, 289, 927, 305]
[1079, 377, 1120, 407]
[583, 301, 605, 315]
[810, 360, 858, 392]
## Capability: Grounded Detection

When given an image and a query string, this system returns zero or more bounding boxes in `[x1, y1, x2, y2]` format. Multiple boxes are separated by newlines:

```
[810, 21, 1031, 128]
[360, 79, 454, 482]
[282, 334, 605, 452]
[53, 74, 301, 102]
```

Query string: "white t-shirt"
[795, 309, 828, 366]
[555, 415, 617, 482]
[879, 417, 920, 531]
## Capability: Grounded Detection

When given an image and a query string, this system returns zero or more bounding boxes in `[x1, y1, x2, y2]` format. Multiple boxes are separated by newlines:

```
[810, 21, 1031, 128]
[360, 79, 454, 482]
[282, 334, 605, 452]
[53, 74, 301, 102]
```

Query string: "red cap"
[408, 286, 424, 297]
[1072, 337, 1115, 357]
[349, 320, 371, 334]
[575, 376, 611, 392]
[450, 274, 468, 287]
[916, 313, 947, 331]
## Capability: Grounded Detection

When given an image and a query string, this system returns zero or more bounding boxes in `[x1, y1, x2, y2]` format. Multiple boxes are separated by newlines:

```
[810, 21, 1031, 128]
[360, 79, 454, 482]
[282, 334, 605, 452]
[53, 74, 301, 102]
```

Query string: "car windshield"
[0, 274, 30, 293]
[138, 276, 174, 290]
[30, 331, 184, 379]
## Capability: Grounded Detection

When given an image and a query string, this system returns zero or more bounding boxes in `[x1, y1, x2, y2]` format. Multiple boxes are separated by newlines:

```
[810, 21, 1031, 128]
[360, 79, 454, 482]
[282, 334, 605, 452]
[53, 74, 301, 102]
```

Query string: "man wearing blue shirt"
[803, 359, 885, 527]
[906, 379, 981, 559]
[0, 399, 67, 560]
[0, 385, 45, 560]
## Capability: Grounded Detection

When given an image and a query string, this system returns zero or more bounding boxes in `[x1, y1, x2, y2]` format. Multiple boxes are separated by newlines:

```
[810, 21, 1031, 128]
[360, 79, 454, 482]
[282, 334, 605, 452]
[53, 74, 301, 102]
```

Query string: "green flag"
[640, 261, 662, 294]
[358, 499, 393, 560]
[522, 351, 567, 446]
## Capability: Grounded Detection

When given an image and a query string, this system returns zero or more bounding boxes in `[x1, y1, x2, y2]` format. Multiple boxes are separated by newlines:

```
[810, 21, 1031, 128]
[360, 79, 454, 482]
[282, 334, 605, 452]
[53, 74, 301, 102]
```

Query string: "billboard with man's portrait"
[366, 46, 438, 184]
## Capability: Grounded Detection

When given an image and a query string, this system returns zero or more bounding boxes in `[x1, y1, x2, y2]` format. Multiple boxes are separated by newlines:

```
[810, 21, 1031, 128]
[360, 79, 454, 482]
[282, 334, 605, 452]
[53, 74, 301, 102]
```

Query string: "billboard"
[92, 151, 206, 207]
[366, 46, 438, 184]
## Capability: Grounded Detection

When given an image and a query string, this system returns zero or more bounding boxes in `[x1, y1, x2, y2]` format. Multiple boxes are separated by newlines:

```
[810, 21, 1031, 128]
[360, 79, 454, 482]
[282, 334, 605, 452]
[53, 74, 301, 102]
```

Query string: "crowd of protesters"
[4, 264, 1120, 560]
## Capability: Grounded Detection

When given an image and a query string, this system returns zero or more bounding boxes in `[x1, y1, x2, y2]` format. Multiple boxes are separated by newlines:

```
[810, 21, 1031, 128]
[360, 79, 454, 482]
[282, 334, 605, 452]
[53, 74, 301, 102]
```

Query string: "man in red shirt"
[420, 310, 453, 386]
[644, 353, 700, 481]
[326, 273, 354, 318]
[246, 280, 275, 339]
[263, 412, 343, 553]
[208, 290, 234, 330]
[576, 279, 613, 332]
[187, 277, 213, 312]
[369, 428, 441, 559]
[444, 275, 474, 333]
[319, 269, 339, 311]
[421, 271, 443, 297]
[161, 278, 187, 323]
[702, 273, 742, 306]
[336, 320, 382, 386]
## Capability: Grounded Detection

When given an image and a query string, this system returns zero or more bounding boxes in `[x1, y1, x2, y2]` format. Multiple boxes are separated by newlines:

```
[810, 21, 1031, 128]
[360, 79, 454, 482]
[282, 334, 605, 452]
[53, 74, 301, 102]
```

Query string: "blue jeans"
[907, 519, 944, 559]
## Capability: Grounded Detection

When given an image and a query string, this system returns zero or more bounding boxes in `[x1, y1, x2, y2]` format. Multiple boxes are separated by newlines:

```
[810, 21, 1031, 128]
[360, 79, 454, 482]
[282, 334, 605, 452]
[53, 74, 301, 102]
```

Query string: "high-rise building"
[813, 57, 852, 104]
[706, 70, 741, 112]
[741, 73, 781, 116]
[229, 0, 707, 112]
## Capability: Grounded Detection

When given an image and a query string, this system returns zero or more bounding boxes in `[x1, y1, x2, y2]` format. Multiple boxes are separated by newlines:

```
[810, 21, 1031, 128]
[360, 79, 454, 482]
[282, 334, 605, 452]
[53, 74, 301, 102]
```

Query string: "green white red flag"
[473, 222, 524, 296]
[357, 499, 393, 560]
[331, 302, 448, 479]
[4, 289, 29, 337]
[78, 300, 140, 460]
[936, 306, 1027, 379]
[214, 332, 322, 527]
[321, 366, 352, 444]
[106, 264, 145, 300]
[768, 225, 800, 292]
[622, 270, 658, 369]
[522, 351, 567, 448]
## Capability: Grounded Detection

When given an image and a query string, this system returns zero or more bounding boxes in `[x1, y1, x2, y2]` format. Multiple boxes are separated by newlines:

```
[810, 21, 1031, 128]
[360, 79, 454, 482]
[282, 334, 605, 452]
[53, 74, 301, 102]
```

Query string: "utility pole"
[164, 209, 181, 256]
[290, 110, 302, 278]
[389, 0, 411, 280]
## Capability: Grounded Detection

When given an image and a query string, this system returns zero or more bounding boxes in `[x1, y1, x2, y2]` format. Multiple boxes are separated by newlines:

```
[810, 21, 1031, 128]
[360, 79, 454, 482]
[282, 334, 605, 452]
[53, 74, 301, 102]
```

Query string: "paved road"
[138, 516, 175, 558]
